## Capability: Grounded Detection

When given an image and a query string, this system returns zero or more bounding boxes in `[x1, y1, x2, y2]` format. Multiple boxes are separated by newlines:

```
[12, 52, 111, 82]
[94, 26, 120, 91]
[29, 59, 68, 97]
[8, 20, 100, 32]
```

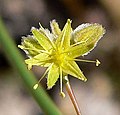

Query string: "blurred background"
[0, 0, 120, 115]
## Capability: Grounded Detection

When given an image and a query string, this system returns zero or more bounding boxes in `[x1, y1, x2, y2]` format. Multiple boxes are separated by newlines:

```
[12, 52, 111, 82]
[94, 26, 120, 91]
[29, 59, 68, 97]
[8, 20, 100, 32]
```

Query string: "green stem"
[0, 17, 62, 115]
[64, 76, 82, 115]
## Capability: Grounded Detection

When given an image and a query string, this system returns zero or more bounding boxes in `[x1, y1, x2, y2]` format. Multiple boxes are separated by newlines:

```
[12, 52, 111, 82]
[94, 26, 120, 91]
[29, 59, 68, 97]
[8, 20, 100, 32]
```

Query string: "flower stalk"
[64, 76, 82, 115]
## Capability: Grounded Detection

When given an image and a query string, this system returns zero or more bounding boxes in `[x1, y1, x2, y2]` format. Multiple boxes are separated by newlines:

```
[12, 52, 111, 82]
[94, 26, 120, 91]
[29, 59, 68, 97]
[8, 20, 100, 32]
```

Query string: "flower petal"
[55, 19, 72, 49]
[18, 36, 43, 57]
[47, 64, 59, 89]
[25, 53, 51, 69]
[50, 20, 61, 37]
[68, 23, 105, 58]
[66, 41, 95, 58]
[39, 24, 55, 41]
[32, 28, 54, 51]
[73, 23, 105, 44]
[61, 60, 87, 81]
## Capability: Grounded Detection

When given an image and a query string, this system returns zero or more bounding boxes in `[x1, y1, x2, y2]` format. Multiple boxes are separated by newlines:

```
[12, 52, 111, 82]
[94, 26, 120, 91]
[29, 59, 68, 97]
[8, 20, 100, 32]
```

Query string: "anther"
[74, 58, 101, 67]
[33, 84, 38, 90]
[33, 64, 53, 90]
[60, 92, 66, 98]
[96, 59, 100, 66]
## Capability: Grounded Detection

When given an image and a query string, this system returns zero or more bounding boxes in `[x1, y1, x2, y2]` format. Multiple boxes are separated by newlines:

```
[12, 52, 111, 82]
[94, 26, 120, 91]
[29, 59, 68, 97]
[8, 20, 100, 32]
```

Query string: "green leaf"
[61, 60, 87, 81]
[32, 28, 54, 51]
[47, 64, 59, 89]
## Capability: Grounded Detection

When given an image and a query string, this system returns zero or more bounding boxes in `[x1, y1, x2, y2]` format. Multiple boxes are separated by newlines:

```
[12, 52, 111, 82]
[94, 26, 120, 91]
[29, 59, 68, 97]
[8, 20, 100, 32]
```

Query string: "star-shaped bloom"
[18, 19, 105, 97]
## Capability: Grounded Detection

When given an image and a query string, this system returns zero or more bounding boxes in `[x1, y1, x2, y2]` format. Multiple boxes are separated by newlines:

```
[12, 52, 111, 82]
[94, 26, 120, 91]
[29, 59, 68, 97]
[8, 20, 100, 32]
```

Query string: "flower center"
[51, 48, 67, 66]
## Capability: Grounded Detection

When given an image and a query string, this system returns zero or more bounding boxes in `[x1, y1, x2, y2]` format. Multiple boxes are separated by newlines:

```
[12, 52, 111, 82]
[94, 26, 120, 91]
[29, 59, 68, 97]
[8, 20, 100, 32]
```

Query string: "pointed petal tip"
[18, 45, 23, 49]
[31, 27, 36, 32]
[50, 19, 56, 23]
[80, 77, 87, 82]
[84, 78, 87, 82]
[47, 82, 56, 90]
[25, 63, 32, 70]
[47, 85, 52, 90]
[67, 19, 72, 23]
[47, 82, 55, 90]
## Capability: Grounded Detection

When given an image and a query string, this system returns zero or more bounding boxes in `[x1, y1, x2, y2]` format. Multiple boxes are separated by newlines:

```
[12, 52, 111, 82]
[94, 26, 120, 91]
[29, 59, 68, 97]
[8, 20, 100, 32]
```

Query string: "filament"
[33, 63, 53, 90]
[60, 67, 65, 98]
[74, 59, 101, 66]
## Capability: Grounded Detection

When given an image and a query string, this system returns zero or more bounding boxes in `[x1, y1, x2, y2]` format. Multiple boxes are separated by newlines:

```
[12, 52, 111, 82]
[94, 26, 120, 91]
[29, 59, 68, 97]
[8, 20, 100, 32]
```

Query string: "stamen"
[38, 69, 49, 83]
[96, 59, 100, 66]
[74, 59, 101, 66]
[33, 64, 53, 90]
[60, 67, 65, 98]
[70, 41, 83, 47]
[33, 84, 38, 90]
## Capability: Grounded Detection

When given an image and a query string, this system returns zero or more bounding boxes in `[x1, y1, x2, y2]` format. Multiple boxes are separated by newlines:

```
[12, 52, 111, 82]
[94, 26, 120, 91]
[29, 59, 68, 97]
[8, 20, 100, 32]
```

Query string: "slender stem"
[0, 17, 62, 115]
[64, 76, 82, 115]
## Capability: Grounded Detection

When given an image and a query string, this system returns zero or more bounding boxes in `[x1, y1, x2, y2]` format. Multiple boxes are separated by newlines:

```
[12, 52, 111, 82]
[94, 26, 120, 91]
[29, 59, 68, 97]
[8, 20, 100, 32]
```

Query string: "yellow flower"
[18, 19, 105, 97]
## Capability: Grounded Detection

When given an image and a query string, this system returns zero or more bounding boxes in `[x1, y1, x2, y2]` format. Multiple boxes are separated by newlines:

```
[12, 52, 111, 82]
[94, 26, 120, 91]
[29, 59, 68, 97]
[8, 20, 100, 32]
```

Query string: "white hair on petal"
[73, 23, 92, 33]
[71, 23, 106, 56]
